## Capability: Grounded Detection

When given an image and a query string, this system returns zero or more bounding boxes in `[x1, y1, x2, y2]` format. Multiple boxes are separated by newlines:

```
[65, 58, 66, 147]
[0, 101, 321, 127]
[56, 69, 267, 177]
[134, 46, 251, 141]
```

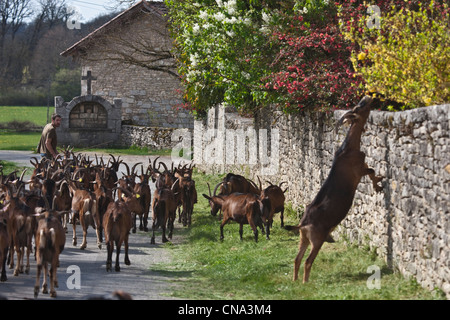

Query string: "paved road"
[0, 150, 189, 300]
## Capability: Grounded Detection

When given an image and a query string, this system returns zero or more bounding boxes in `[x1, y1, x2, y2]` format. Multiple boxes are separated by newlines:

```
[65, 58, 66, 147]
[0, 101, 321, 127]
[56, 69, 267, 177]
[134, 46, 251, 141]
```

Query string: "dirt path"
[0, 150, 188, 300]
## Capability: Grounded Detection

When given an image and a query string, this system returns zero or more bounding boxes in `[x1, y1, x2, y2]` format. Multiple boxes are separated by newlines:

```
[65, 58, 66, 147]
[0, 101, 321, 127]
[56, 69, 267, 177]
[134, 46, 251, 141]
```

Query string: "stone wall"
[55, 95, 122, 148]
[119, 125, 193, 150]
[193, 103, 450, 297]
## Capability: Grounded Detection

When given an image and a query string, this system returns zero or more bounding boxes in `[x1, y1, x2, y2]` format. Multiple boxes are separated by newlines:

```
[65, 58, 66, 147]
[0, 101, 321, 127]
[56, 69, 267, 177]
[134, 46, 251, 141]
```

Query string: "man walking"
[38, 113, 62, 160]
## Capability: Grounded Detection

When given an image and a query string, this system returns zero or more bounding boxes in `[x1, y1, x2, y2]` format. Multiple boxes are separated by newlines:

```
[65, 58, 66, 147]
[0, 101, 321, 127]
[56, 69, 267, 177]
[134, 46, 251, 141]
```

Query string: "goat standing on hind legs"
[290, 96, 383, 283]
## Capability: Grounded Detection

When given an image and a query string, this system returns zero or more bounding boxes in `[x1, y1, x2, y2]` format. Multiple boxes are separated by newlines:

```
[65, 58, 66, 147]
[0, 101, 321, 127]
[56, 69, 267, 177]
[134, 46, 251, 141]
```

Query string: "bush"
[265, 0, 363, 113]
[0, 88, 47, 106]
[342, 1, 450, 110]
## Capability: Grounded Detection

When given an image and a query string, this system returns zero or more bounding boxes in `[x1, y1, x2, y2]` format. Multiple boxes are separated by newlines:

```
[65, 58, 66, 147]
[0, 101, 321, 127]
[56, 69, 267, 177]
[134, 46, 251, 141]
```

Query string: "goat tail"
[50, 228, 56, 246]
[39, 229, 45, 249]
[284, 224, 301, 232]
[154, 200, 165, 229]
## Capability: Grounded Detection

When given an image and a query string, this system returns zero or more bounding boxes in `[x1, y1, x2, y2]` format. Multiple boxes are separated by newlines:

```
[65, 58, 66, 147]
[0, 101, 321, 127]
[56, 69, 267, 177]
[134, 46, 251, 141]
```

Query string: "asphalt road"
[0, 150, 188, 300]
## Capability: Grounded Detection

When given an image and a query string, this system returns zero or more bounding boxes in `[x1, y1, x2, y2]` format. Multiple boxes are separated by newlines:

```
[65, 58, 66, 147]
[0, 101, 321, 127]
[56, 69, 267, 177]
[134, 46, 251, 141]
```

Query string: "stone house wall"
[78, 9, 193, 129]
[193, 103, 450, 297]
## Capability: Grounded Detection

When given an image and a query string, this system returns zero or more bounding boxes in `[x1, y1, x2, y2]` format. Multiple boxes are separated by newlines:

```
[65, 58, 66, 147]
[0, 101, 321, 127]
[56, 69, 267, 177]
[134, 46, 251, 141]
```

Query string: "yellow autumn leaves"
[343, 2, 449, 109]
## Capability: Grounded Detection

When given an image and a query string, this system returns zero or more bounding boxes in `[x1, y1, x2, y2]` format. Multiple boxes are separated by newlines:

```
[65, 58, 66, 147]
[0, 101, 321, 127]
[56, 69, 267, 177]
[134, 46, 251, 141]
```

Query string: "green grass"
[157, 171, 445, 300]
[0, 106, 48, 151]
[0, 132, 41, 151]
[0, 106, 50, 126]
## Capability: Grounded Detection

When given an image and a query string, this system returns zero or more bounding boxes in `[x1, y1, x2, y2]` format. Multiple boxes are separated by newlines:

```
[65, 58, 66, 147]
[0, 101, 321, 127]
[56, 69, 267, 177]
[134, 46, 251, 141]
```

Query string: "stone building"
[57, 1, 192, 147]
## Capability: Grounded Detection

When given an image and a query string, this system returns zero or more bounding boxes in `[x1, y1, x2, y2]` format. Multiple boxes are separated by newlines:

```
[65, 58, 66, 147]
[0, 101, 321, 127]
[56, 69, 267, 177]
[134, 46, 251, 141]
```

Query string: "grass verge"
[159, 171, 445, 300]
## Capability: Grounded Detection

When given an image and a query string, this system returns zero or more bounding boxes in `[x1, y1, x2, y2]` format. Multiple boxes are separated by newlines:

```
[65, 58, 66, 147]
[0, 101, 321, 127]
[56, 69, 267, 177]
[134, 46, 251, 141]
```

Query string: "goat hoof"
[144, 227, 148, 232]
[13, 269, 19, 276]
[125, 258, 131, 266]
[132, 228, 136, 233]
[1, 275, 7, 282]
[115, 265, 120, 272]
[34, 286, 39, 298]
[42, 284, 48, 294]
[150, 237, 155, 244]
[50, 291, 57, 298]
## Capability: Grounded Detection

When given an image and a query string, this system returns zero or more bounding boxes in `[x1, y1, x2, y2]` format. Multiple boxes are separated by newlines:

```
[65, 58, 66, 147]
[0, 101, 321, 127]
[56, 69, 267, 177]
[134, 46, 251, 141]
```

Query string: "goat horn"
[159, 161, 168, 173]
[131, 162, 142, 175]
[171, 178, 179, 191]
[213, 182, 223, 196]
[207, 182, 212, 197]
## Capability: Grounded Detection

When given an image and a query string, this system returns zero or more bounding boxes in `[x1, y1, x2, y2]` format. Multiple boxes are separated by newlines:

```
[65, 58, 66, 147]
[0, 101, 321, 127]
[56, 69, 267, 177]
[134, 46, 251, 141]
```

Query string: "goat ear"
[202, 194, 212, 201]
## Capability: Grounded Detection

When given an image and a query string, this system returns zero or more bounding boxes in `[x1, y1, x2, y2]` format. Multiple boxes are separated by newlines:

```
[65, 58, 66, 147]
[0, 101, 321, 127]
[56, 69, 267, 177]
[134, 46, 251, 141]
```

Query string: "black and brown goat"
[290, 96, 383, 283]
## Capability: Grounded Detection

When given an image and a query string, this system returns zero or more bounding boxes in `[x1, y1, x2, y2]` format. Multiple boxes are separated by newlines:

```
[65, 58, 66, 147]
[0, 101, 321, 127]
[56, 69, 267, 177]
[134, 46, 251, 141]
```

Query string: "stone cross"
[82, 70, 97, 95]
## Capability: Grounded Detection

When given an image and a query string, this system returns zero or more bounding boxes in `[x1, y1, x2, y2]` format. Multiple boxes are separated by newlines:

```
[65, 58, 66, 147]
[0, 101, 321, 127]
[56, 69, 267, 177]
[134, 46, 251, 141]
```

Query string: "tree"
[166, 0, 289, 118]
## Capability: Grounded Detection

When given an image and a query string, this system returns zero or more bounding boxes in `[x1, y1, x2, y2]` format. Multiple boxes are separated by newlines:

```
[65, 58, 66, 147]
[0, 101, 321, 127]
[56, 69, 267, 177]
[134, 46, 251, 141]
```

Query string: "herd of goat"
[0, 149, 288, 298]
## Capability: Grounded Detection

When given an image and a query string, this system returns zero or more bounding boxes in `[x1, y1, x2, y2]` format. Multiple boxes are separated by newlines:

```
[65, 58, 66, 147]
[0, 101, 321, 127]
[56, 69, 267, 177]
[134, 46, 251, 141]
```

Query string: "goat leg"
[1, 248, 7, 281]
[124, 235, 130, 266]
[132, 212, 137, 233]
[106, 242, 113, 271]
[34, 264, 42, 298]
[161, 225, 168, 243]
[249, 220, 259, 242]
[293, 229, 310, 281]
[49, 265, 57, 298]
[115, 240, 121, 272]
[72, 212, 77, 247]
[364, 163, 383, 193]
[42, 263, 48, 294]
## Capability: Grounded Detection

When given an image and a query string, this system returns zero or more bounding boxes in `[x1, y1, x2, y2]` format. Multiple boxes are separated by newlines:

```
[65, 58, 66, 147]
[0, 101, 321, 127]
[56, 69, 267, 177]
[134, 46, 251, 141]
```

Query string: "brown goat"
[150, 180, 178, 244]
[68, 184, 101, 250]
[3, 185, 35, 276]
[205, 192, 270, 242]
[103, 187, 143, 271]
[290, 96, 383, 283]
[0, 205, 9, 282]
[219, 173, 260, 196]
[260, 181, 288, 229]
[34, 207, 66, 298]
[132, 166, 151, 232]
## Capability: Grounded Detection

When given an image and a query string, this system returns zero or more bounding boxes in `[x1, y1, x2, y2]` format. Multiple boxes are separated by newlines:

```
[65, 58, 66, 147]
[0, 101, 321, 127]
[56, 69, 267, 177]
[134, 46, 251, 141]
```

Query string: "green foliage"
[166, 0, 287, 118]
[343, 2, 450, 110]
[50, 68, 81, 102]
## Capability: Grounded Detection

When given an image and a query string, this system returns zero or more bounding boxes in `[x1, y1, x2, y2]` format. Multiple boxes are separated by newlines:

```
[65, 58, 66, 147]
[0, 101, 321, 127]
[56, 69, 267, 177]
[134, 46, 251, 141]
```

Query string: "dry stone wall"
[194, 103, 450, 297]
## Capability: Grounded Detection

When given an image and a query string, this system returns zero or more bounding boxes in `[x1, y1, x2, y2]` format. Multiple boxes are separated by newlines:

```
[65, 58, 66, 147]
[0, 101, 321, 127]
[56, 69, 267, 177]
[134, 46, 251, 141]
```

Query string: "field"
[0, 106, 49, 151]
[0, 106, 50, 126]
